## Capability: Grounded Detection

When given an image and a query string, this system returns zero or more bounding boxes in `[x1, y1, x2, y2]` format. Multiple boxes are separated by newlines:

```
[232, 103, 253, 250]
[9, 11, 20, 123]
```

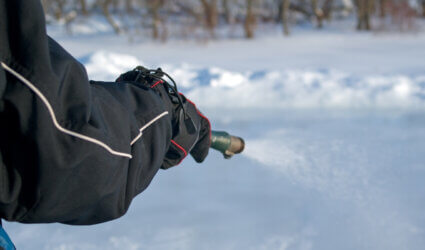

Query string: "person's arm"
[0, 0, 208, 225]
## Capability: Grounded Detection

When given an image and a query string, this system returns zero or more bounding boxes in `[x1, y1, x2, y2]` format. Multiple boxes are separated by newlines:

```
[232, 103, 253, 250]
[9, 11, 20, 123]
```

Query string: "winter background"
[4, 1, 425, 249]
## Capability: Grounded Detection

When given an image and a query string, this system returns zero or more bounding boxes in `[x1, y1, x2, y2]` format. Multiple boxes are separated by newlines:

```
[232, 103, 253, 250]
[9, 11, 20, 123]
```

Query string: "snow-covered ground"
[4, 22, 425, 250]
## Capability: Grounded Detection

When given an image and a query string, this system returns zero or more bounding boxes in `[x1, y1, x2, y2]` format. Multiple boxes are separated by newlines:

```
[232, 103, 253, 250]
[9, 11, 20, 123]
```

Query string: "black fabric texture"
[161, 93, 211, 169]
[0, 0, 174, 225]
[115, 69, 211, 169]
[116, 66, 211, 169]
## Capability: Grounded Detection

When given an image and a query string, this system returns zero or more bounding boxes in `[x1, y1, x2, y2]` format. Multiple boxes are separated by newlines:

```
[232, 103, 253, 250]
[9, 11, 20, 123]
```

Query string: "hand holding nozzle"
[210, 130, 245, 159]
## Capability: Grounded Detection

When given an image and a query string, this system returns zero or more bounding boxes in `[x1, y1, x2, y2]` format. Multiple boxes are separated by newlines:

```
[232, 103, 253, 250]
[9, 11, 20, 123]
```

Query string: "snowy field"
[4, 22, 425, 250]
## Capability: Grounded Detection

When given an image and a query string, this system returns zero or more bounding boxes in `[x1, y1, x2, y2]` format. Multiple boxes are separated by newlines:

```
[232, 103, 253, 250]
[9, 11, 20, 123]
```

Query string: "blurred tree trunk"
[148, 0, 164, 39]
[54, 0, 66, 20]
[280, 0, 290, 35]
[289, 0, 313, 19]
[101, 0, 121, 34]
[222, 0, 232, 24]
[200, 0, 218, 36]
[41, 0, 49, 14]
[311, 0, 333, 28]
[322, 0, 334, 20]
[355, 0, 374, 30]
[311, 0, 324, 28]
[126, 0, 134, 13]
[244, 0, 256, 38]
[112, 0, 119, 9]
[79, 0, 88, 16]
[420, 0, 425, 17]
[174, 1, 203, 23]
[379, 0, 387, 18]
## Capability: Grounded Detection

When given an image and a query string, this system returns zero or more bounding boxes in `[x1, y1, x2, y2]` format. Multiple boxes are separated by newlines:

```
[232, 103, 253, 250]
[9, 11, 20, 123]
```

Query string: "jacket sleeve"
[0, 0, 172, 225]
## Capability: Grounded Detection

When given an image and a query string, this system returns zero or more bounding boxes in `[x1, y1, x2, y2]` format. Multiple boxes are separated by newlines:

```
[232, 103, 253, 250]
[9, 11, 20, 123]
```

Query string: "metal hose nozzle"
[210, 130, 245, 159]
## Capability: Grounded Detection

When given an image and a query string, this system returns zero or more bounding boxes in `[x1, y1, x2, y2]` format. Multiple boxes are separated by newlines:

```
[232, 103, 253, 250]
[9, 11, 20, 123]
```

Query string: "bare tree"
[244, 0, 256, 38]
[147, 0, 164, 40]
[112, 0, 119, 9]
[311, 0, 324, 28]
[386, 0, 417, 31]
[290, 0, 314, 18]
[39, 0, 425, 41]
[222, 0, 232, 24]
[322, 0, 334, 20]
[100, 0, 122, 34]
[42, 0, 77, 25]
[125, 0, 134, 13]
[379, 0, 387, 17]
[200, 0, 219, 36]
[311, 0, 334, 28]
[173, 1, 203, 24]
[420, 0, 425, 17]
[280, 0, 291, 35]
[78, 0, 88, 16]
[53, 0, 66, 20]
[41, 0, 50, 14]
[354, 0, 374, 30]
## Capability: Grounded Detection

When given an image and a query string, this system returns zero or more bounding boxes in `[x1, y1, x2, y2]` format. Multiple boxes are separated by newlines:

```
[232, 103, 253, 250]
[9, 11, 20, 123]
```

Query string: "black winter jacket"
[0, 0, 173, 225]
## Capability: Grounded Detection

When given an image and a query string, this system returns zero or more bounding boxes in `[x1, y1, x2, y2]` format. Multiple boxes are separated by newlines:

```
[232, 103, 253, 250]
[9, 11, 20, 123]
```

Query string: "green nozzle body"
[210, 130, 245, 159]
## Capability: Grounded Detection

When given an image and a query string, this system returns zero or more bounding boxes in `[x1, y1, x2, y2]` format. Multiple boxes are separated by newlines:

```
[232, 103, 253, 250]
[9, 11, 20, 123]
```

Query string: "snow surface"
[4, 24, 425, 250]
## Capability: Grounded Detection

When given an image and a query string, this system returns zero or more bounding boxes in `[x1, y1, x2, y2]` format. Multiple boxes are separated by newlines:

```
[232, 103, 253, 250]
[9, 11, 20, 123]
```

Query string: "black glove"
[116, 67, 211, 169]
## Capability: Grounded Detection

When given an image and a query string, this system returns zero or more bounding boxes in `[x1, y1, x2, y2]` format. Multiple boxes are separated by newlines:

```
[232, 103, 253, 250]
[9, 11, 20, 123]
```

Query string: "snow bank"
[81, 51, 425, 110]
[80, 51, 142, 80]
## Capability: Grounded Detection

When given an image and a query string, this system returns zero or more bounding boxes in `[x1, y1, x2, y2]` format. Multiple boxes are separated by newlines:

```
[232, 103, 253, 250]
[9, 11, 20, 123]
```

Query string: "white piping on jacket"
[130, 111, 168, 145]
[1, 61, 168, 159]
